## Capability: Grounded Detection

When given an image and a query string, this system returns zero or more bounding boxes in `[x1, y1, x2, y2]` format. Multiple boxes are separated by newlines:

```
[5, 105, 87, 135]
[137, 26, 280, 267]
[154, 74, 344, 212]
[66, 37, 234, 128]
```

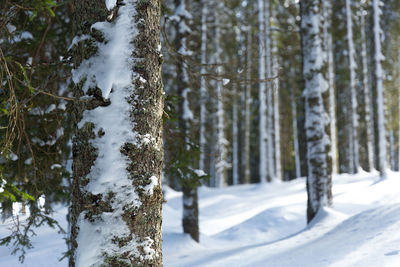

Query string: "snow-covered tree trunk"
[373, 0, 387, 178]
[300, 0, 332, 223]
[389, 130, 396, 170]
[360, 5, 375, 172]
[199, 0, 208, 173]
[70, 0, 163, 265]
[214, 0, 227, 188]
[258, 0, 268, 183]
[272, 38, 281, 181]
[360, 8, 374, 171]
[291, 88, 301, 179]
[265, 0, 275, 181]
[323, 0, 338, 175]
[399, 54, 400, 171]
[173, 0, 199, 242]
[232, 82, 239, 185]
[345, 0, 359, 173]
[182, 184, 199, 240]
[243, 26, 252, 184]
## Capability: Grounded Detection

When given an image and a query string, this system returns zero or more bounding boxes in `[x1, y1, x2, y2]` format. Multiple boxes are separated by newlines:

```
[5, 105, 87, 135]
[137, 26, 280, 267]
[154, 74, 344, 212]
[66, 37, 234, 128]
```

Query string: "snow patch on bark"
[105, 0, 117, 10]
[72, 2, 138, 99]
[72, 1, 156, 265]
[301, 1, 331, 215]
[144, 176, 158, 196]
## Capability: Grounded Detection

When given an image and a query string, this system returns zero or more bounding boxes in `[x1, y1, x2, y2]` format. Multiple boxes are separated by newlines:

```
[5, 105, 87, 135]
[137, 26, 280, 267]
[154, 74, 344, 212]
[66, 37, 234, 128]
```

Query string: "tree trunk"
[258, 0, 268, 183]
[272, 36, 281, 181]
[398, 53, 400, 171]
[360, 5, 375, 172]
[345, 0, 359, 173]
[174, 0, 199, 243]
[373, 0, 387, 178]
[232, 82, 239, 185]
[242, 26, 252, 184]
[300, 0, 332, 223]
[291, 88, 301, 179]
[322, 0, 338, 175]
[332, 1, 352, 174]
[265, 0, 275, 182]
[199, 0, 208, 174]
[182, 187, 199, 242]
[70, 1, 164, 266]
[214, 0, 227, 188]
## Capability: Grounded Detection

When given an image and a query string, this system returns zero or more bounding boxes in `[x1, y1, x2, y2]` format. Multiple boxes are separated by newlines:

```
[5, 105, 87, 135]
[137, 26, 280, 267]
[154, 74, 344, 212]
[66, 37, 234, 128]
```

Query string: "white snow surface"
[105, 0, 117, 10]
[2, 171, 400, 266]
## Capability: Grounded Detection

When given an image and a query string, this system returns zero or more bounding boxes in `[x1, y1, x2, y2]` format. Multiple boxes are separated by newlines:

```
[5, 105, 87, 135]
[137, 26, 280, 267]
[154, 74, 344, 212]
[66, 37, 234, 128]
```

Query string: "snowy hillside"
[2, 171, 400, 266]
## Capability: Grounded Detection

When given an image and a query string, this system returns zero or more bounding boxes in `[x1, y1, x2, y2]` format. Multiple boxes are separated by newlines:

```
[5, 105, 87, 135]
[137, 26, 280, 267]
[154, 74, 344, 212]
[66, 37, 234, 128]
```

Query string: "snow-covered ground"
[1, 171, 400, 266]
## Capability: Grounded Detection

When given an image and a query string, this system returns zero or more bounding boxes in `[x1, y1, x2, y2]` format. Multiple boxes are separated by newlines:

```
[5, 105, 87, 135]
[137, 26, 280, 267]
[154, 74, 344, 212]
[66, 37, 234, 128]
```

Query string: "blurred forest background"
[1, 0, 400, 261]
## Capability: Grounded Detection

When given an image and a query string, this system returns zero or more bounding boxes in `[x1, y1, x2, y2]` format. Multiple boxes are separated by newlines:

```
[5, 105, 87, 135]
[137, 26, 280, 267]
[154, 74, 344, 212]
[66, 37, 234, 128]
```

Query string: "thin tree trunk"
[323, 0, 338, 175]
[199, 0, 208, 173]
[265, 0, 275, 181]
[272, 38, 281, 181]
[360, 6, 375, 172]
[390, 130, 396, 170]
[373, 0, 387, 178]
[346, 0, 359, 173]
[215, 0, 227, 188]
[174, 0, 199, 242]
[243, 26, 252, 184]
[258, 0, 268, 183]
[397, 51, 400, 171]
[232, 82, 239, 185]
[291, 89, 301, 179]
[182, 187, 199, 242]
[70, 1, 163, 265]
[300, 0, 332, 223]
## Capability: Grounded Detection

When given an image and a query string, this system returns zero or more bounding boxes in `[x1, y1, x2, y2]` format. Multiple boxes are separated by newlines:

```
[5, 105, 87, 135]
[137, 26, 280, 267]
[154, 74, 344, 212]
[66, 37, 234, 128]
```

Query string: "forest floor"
[1, 171, 400, 266]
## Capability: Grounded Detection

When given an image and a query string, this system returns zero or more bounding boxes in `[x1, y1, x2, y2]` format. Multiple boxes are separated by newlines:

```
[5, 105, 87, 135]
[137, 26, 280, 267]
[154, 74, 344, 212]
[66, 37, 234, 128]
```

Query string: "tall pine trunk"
[70, 0, 163, 265]
[291, 87, 301, 179]
[265, 0, 275, 182]
[360, 5, 375, 172]
[272, 38, 282, 181]
[373, 0, 387, 178]
[345, 0, 359, 173]
[243, 26, 252, 184]
[232, 81, 239, 185]
[323, 0, 338, 175]
[214, 0, 227, 187]
[199, 0, 208, 174]
[300, 0, 332, 223]
[174, 0, 199, 242]
[258, 0, 268, 183]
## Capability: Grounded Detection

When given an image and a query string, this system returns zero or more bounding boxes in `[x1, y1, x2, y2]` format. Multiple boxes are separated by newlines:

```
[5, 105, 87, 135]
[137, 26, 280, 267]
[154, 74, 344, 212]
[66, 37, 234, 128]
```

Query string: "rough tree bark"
[300, 0, 332, 223]
[70, 0, 163, 266]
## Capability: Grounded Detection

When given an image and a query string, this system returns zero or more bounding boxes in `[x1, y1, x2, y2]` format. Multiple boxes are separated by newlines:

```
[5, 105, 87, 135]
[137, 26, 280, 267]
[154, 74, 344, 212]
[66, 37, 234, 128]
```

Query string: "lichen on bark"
[70, 0, 164, 266]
